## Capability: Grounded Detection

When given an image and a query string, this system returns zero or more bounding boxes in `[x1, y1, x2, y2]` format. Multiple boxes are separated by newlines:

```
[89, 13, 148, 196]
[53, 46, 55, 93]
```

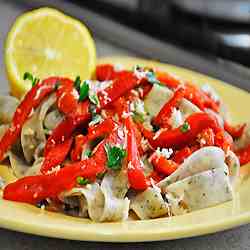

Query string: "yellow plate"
[0, 56, 250, 242]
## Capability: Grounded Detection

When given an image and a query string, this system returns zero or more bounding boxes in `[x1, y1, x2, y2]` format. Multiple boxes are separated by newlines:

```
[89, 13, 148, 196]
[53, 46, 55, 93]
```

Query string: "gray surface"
[0, 1, 249, 250]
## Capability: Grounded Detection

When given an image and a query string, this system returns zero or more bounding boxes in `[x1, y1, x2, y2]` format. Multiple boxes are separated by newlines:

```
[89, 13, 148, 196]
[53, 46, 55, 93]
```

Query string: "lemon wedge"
[4, 7, 96, 98]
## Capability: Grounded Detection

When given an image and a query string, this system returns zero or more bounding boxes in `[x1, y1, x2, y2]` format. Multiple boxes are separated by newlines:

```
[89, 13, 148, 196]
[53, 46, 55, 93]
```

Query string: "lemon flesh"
[5, 7, 96, 98]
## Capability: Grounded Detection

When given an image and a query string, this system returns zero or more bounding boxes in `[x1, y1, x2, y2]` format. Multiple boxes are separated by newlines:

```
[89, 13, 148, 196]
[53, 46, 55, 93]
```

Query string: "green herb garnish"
[74, 75, 81, 91]
[23, 72, 39, 86]
[89, 114, 102, 126]
[76, 176, 90, 185]
[89, 93, 100, 106]
[180, 122, 190, 133]
[104, 144, 126, 170]
[83, 149, 92, 158]
[79, 81, 89, 101]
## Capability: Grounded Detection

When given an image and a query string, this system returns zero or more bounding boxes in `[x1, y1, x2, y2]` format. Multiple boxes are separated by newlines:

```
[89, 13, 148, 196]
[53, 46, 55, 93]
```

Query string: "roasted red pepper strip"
[3, 159, 102, 204]
[41, 138, 73, 174]
[70, 119, 118, 161]
[143, 113, 221, 149]
[96, 64, 116, 81]
[224, 121, 246, 139]
[3, 128, 123, 204]
[96, 64, 133, 82]
[88, 118, 117, 140]
[71, 135, 88, 162]
[173, 147, 192, 164]
[236, 144, 250, 165]
[125, 117, 148, 190]
[0, 77, 60, 161]
[56, 78, 79, 114]
[98, 71, 140, 109]
[44, 100, 90, 155]
[155, 71, 180, 89]
[154, 87, 185, 127]
[150, 153, 178, 176]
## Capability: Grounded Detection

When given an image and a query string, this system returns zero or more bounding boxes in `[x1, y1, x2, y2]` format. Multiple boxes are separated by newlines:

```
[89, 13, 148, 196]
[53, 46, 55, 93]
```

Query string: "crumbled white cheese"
[46, 165, 61, 174]
[156, 147, 173, 159]
[169, 108, 183, 129]
[133, 68, 148, 79]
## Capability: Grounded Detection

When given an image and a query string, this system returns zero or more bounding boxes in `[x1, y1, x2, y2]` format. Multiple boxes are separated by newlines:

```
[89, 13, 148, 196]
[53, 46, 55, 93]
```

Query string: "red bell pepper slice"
[224, 121, 246, 139]
[149, 152, 178, 176]
[0, 77, 60, 161]
[96, 64, 116, 81]
[125, 117, 148, 190]
[88, 118, 117, 140]
[3, 158, 102, 204]
[155, 71, 180, 89]
[97, 71, 140, 109]
[96, 64, 133, 82]
[71, 135, 88, 162]
[154, 87, 185, 127]
[236, 144, 250, 165]
[44, 100, 90, 155]
[172, 147, 192, 164]
[3, 127, 123, 204]
[56, 78, 79, 115]
[41, 138, 73, 174]
[143, 113, 221, 149]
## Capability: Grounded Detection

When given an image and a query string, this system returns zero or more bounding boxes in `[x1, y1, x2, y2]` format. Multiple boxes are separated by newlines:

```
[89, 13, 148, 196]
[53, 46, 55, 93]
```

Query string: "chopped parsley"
[104, 144, 126, 170]
[79, 81, 89, 102]
[180, 122, 190, 133]
[83, 149, 92, 158]
[89, 93, 100, 106]
[23, 72, 39, 86]
[74, 75, 81, 91]
[76, 176, 90, 185]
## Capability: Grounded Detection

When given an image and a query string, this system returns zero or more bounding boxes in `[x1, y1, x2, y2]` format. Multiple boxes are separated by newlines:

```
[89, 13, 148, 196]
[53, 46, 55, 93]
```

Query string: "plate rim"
[0, 56, 250, 242]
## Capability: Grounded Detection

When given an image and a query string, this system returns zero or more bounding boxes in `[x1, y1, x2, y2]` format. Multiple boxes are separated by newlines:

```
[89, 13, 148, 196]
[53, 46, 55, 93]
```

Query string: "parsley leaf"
[83, 149, 92, 158]
[104, 144, 126, 170]
[23, 72, 39, 86]
[74, 75, 81, 91]
[180, 122, 190, 133]
[76, 176, 90, 185]
[79, 81, 89, 101]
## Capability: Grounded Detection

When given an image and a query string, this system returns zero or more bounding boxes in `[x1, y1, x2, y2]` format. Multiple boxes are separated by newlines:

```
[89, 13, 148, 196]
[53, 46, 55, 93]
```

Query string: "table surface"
[0, 2, 250, 250]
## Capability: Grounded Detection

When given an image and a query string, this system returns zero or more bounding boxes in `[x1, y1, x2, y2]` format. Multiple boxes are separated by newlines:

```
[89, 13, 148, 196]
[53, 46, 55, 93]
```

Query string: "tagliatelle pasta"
[0, 63, 249, 222]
